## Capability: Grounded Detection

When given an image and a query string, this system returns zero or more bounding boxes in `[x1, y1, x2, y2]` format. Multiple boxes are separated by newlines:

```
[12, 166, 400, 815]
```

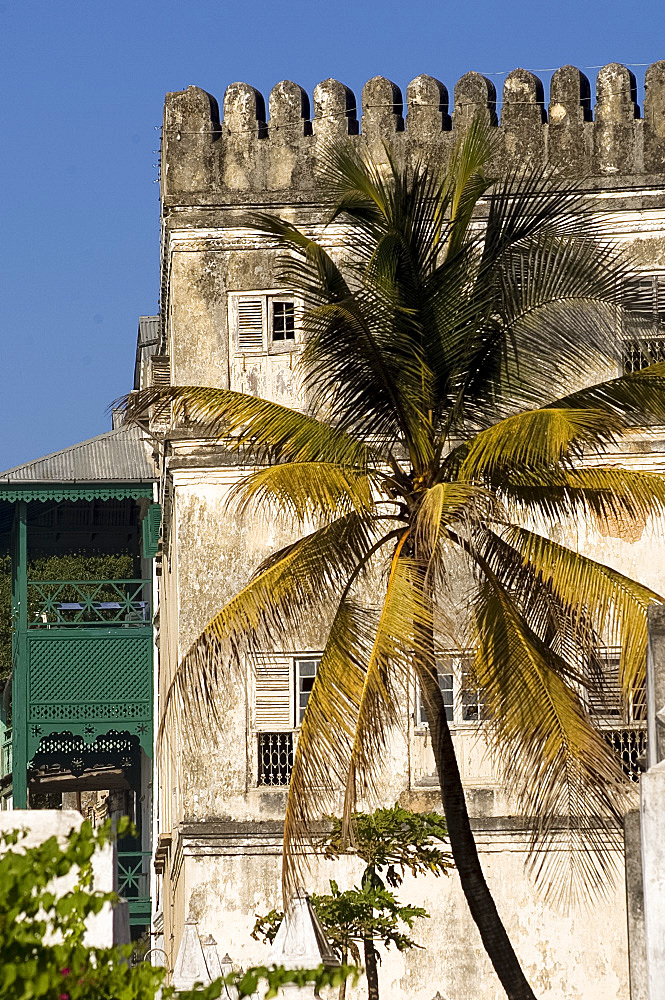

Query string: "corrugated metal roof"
[134, 315, 160, 390]
[137, 316, 160, 347]
[0, 424, 156, 484]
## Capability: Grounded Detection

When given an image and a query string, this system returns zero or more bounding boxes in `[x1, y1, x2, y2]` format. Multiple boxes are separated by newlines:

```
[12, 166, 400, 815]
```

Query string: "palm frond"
[459, 408, 625, 480]
[229, 461, 390, 524]
[281, 597, 379, 903]
[123, 386, 378, 468]
[500, 524, 663, 696]
[554, 364, 665, 425]
[445, 115, 495, 256]
[340, 540, 423, 831]
[413, 482, 498, 559]
[472, 577, 631, 904]
[497, 466, 665, 531]
[156, 512, 380, 755]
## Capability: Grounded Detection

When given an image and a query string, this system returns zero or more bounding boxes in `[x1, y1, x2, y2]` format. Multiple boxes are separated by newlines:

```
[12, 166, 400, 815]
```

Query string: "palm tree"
[126, 121, 665, 1000]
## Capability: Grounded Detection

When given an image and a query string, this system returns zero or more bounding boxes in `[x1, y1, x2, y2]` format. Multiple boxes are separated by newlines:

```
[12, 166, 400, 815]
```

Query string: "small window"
[271, 300, 295, 343]
[258, 732, 294, 786]
[604, 729, 646, 783]
[622, 337, 665, 373]
[295, 656, 320, 724]
[587, 647, 646, 725]
[419, 671, 454, 725]
[230, 293, 298, 355]
[460, 660, 484, 722]
[417, 654, 482, 726]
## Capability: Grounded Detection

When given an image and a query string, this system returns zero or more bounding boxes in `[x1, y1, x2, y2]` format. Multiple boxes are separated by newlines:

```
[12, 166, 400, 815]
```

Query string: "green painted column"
[11, 501, 28, 808]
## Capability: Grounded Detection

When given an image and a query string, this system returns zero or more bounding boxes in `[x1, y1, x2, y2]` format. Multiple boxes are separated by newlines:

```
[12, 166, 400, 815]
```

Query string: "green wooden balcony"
[13, 579, 154, 804]
[118, 850, 152, 927]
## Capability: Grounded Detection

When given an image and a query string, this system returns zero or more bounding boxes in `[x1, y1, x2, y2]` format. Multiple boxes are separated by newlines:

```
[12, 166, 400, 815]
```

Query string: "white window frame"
[415, 652, 484, 728]
[228, 291, 300, 356]
[293, 654, 322, 728]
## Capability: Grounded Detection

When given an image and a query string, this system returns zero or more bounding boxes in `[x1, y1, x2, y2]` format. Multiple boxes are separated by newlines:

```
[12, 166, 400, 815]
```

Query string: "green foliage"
[322, 804, 452, 887]
[0, 819, 357, 1000]
[0, 816, 165, 1000]
[253, 878, 427, 965]
[254, 804, 449, 991]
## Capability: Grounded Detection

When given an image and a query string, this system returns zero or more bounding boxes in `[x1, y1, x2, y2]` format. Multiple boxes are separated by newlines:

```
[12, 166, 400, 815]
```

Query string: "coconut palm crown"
[126, 121, 665, 1000]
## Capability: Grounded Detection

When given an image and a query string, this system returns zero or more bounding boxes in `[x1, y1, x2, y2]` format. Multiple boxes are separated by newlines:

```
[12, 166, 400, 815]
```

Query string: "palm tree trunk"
[417, 640, 537, 1000]
[363, 935, 380, 1000]
[338, 944, 348, 1000]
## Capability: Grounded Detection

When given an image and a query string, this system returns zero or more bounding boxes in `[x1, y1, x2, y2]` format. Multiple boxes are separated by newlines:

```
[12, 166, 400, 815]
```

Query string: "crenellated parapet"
[161, 63, 665, 206]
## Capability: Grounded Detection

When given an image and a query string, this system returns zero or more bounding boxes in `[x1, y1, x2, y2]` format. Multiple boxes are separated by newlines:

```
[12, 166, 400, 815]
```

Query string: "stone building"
[146, 63, 665, 999]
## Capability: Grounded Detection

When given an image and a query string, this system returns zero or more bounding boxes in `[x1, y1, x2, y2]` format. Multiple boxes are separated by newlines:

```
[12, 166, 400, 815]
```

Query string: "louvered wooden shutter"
[588, 650, 622, 718]
[624, 274, 665, 321]
[150, 355, 171, 387]
[253, 653, 292, 730]
[142, 503, 162, 559]
[237, 298, 264, 352]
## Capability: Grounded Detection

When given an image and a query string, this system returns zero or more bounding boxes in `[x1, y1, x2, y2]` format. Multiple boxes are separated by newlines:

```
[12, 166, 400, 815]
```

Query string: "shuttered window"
[237, 298, 265, 353]
[230, 293, 298, 354]
[150, 355, 171, 387]
[622, 273, 665, 372]
[253, 653, 292, 731]
[253, 653, 322, 731]
[623, 274, 665, 321]
[587, 647, 646, 724]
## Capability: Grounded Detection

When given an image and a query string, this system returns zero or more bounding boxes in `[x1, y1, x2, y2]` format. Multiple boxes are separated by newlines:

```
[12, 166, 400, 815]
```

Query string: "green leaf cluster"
[0, 819, 355, 1000]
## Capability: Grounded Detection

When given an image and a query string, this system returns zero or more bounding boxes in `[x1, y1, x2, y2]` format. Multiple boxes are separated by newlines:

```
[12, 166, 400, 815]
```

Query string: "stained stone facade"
[149, 64, 665, 999]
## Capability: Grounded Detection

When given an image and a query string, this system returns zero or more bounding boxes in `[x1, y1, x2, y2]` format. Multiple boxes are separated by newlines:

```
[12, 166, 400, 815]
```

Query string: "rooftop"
[0, 423, 156, 485]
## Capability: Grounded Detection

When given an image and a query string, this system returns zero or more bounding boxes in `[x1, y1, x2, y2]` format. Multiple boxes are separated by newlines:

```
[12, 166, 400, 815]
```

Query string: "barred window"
[258, 732, 293, 786]
[604, 729, 646, 783]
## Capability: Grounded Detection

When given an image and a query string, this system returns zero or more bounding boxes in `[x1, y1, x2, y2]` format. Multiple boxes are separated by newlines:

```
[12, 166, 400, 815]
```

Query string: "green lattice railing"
[117, 850, 151, 926]
[27, 580, 150, 627]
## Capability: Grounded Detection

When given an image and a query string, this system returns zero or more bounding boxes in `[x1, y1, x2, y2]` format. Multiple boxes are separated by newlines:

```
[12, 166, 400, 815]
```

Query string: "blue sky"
[0, 0, 663, 470]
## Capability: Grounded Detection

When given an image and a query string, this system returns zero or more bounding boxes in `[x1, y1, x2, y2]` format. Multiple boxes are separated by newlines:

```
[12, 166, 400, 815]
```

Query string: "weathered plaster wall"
[166, 822, 629, 1000]
[153, 63, 665, 999]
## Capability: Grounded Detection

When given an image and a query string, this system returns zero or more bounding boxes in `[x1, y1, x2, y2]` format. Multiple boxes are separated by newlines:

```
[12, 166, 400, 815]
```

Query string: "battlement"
[162, 63, 665, 206]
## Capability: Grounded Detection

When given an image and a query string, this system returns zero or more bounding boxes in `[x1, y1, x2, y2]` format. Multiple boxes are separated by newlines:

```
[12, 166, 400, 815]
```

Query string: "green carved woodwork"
[25, 627, 153, 759]
[117, 850, 152, 925]
[10, 502, 155, 809]
[12, 502, 28, 808]
[27, 579, 150, 627]
[0, 483, 153, 503]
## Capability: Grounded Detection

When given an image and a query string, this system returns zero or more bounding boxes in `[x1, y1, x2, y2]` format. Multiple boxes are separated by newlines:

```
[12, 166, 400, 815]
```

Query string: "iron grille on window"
[605, 728, 646, 782]
[258, 731, 293, 786]
[622, 337, 665, 373]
